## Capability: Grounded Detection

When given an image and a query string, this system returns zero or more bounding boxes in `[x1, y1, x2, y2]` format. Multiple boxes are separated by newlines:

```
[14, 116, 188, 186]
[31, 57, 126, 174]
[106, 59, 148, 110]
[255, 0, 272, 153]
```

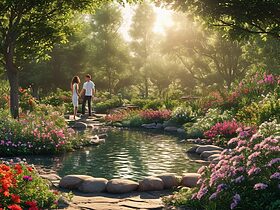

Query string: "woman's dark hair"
[71, 76, 80, 85]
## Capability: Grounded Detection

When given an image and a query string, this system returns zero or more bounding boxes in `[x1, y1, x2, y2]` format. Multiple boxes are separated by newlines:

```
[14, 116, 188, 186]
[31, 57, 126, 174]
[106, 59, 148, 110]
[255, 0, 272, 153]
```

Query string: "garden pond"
[24, 129, 202, 181]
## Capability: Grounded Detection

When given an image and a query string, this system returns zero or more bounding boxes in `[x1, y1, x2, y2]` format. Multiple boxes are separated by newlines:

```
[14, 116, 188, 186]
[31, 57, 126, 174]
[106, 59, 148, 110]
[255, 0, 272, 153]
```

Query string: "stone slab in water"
[195, 145, 223, 154]
[200, 150, 222, 159]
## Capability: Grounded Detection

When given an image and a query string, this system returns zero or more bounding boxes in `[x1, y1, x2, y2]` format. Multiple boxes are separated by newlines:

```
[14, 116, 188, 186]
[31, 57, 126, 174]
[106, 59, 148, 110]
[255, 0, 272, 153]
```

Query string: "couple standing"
[71, 74, 95, 120]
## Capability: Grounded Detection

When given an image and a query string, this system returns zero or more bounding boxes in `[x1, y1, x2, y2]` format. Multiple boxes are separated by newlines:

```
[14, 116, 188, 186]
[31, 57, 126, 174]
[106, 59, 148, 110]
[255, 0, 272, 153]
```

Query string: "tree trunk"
[5, 47, 19, 119]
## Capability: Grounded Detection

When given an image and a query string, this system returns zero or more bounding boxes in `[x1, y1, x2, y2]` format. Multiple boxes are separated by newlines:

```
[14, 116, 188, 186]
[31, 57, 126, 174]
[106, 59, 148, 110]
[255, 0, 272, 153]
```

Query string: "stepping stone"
[200, 150, 221, 159]
[156, 174, 180, 189]
[195, 145, 223, 154]
[72, 122, 87, 129]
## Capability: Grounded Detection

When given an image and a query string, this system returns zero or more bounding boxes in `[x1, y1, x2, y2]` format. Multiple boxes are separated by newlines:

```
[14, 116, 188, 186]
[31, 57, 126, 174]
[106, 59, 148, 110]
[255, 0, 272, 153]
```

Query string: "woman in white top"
[71, 76, 81, 120]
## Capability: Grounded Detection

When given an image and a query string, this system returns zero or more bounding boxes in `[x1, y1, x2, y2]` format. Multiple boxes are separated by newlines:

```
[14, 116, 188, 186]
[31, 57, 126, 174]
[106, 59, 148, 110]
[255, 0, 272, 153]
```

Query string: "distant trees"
[129, 1, 156, 98]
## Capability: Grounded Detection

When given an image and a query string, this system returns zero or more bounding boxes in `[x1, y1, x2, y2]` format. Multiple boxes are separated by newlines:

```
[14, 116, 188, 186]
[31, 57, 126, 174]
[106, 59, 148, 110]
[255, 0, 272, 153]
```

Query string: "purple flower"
[267, 158, 280, 166]
[254, 183, 268, 190]
[217, 183, 227, 192]
[230, 194, 241, 209]
[197, 187, 208, 200]
[270, 172, 280, 180]
[209, 192, 218, 200]
[234, 175, 245, 183]
[248, 166, 261, 176]
[23, 175, 33, 181]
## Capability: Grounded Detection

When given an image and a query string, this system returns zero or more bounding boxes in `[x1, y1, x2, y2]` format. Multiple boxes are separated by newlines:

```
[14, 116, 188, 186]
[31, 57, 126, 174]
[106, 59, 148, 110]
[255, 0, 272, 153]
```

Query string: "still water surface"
[25, 130, 201, 180]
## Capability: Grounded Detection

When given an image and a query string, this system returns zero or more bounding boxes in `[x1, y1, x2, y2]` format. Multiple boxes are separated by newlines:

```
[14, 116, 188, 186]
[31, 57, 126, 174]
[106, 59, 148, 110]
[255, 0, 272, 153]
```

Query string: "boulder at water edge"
[200, 150, 222, 159]
[78, 178, 108, 193]
[139, 177, 164, 191]
[181, 173, 201, 188]
[195, 145, 223, 154]
[164, 126, 178, 132]
[59, 175, 93, 190]
[186, 145, 199, 153]
[106, 179, 139, 194]
[157, 174, 180, 189]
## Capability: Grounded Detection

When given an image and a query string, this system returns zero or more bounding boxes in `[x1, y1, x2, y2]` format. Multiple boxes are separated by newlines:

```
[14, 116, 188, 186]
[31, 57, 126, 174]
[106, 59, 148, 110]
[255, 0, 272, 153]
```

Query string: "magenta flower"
[254, 183, 268, 190]
[23, 175, 33, 181]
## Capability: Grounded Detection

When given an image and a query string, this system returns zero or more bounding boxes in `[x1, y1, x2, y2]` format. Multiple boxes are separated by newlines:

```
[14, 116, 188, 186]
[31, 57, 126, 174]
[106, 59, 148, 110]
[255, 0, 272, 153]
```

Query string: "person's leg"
[88, 96, 92, 116]
[74, 106, 77, 120]
[82, 96, 86, 115]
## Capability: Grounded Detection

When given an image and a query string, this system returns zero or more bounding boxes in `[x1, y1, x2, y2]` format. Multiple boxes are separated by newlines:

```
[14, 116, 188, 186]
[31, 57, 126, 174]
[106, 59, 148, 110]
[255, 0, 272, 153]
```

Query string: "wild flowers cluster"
[104, 111, 130, 124]
[0, 160, 59, 209]
[187, 131, 280, 210]
[139, 109, 172, 123]
[170, 106, 195, 125]
[0, 107, 77, 156]
[204, 120, 245, 146]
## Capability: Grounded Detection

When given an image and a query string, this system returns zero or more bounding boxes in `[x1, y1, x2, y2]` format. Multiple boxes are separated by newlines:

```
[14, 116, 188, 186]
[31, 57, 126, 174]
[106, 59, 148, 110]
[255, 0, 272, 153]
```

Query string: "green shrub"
[0, 80, 9, 109]
[131, 98, 151, 109]
[143, 100, 163, 110]
[170, 106, 195, 126]
[94, 97, 123, 114]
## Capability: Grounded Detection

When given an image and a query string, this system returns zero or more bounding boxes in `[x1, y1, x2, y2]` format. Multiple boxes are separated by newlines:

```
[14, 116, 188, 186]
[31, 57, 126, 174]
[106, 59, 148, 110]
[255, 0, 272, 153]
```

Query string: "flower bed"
[164, 130, 280, 210]
[0, 161, 59, 209]
[0, 105, 86, 156]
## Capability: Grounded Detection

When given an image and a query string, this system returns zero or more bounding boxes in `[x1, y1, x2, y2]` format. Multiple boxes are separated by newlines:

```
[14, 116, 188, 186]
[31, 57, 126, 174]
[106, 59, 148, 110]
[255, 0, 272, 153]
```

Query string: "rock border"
[57, 173, 200, 194]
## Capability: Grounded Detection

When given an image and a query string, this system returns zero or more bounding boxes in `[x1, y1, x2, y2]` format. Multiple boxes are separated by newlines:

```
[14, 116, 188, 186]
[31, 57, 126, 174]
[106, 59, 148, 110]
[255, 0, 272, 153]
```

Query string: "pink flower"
[248, 152, 261, 161]
[247, 166, 261, 176]
[254, 183, 268, 190]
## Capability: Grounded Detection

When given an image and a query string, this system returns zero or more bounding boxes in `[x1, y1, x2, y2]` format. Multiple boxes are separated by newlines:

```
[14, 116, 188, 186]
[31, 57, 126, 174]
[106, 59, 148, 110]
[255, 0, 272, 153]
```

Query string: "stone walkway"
[63, 191, 171, 210]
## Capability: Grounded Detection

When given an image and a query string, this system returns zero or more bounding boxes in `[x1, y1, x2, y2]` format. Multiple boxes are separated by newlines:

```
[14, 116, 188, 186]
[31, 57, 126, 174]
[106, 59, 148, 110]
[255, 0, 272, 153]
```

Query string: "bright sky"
[120, 3, 174, 41]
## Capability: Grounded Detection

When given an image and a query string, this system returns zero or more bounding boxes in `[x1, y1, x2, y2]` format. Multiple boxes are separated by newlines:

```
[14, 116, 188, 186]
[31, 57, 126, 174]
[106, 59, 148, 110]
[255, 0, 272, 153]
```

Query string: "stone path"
[62, 191, 171, 210]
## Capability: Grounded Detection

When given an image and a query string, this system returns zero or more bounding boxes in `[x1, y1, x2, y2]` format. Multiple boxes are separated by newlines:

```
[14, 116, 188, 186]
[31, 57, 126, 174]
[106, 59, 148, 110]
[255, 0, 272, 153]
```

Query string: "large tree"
[159, 0, 280, 40]
[87, 3, 130, 97]
[129, 1, 156, 98]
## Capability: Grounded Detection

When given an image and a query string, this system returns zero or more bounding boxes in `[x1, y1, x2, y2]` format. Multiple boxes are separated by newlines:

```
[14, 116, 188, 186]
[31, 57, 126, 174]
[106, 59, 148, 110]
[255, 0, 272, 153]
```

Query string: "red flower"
[14, 164, 23, 174]
[25, 201, 37, 207]
[8, 205, 22, 210]
[27, 167, 33, 172]
[11, 194, 21, 203]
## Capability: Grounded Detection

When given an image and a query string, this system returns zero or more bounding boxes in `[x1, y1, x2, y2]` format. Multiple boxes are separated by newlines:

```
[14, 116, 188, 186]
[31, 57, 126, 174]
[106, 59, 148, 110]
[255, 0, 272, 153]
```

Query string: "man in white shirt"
[80, 74, 95, 116]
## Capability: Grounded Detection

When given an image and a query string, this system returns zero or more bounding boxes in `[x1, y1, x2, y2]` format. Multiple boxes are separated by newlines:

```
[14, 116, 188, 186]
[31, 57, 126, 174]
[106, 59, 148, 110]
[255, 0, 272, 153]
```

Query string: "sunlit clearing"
[153, 7, 174, 34]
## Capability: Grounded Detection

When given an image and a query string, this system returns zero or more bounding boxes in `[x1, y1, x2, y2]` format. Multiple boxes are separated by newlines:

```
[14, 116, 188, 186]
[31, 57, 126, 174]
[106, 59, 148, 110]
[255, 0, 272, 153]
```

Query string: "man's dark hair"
[86, 74, 91, 79]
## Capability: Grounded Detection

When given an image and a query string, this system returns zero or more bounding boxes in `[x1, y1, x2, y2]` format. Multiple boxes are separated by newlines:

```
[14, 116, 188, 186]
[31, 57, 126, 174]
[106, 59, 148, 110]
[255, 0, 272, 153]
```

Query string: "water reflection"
[25, 130, 201, 181]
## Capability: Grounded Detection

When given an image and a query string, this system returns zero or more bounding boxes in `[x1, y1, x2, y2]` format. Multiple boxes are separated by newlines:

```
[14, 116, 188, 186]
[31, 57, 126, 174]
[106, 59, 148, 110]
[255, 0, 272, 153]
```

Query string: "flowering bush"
[19, 88, 37, 113]
[184, 108, 232, 138]
[0, 106, 84, 156]
[139, 109, 172, 123]
[259, 120, 280, 137]
[165, 131, 280, 210]
[204, 121, 244, 146]
[0, 161, 59, 209]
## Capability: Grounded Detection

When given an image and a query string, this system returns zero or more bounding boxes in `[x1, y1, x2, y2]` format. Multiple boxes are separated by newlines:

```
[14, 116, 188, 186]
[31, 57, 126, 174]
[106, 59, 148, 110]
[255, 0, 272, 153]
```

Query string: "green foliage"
[236, 94, 280, 125]
[143, 99, 163, 110]
[0, 80, 9, 109]
[94, 97, 123, 114]
[170, 106, 195, 125]
[184, 108, 232, 138]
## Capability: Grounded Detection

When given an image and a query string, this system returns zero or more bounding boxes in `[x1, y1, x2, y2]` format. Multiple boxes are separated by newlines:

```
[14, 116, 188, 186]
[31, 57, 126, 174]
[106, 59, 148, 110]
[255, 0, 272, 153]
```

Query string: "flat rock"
[72, 122, 87, 130]
[106, 179, 139, 194]
[90, 139, 105, 145]
[200, 150, 222, 159]
[208, 154, 221, 161]
[177, 128, 186, 134]
[142, 123, 157, 129]
[186, 145, 199, 153]
[164, 126, 178, 132]
[155, 123, 163, 129]
[138, 177, 164, 191]
[40, 173, 61, 181]
[78, 178, 108, 193]
[181, 173, 201, 188]
[59, 175, 93, 190]
[119, 200, 163, 209]
[157, 174, 180, 189]
[195, 145, 223, 154]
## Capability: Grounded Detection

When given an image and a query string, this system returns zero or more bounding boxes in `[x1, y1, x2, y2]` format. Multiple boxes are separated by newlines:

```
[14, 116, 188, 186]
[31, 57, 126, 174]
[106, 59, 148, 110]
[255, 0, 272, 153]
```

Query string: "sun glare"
[153, 7, 174, 34]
